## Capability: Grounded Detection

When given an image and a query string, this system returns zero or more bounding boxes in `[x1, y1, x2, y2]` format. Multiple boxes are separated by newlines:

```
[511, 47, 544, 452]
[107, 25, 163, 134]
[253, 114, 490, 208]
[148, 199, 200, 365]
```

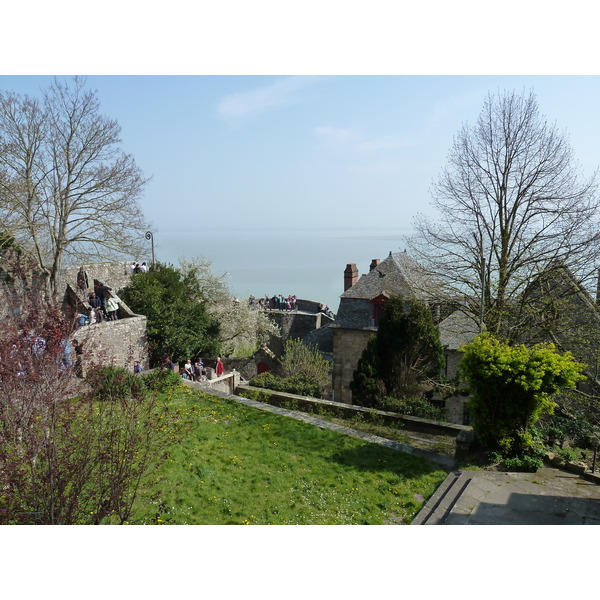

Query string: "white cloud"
[315, 125, 417, 152]
[217, 76, 321, 122]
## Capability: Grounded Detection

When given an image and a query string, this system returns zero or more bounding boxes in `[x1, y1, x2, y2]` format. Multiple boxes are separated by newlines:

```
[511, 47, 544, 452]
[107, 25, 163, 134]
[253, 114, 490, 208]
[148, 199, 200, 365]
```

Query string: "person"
[183, 359, 194, 380]
[77, 267, 89, 297]
[133, 361, 143, 374]
[215, 356, 224, 377]
[97, 283, 111, 312]
[129, 261, 137, 274]
[105, 293, 119, 320]
[61, 338, 72, 369]
[194, 358, 205, 381]
[89, 291, 101, 309]
[164, 356, 175, 371]
[140, 262, 148, 273]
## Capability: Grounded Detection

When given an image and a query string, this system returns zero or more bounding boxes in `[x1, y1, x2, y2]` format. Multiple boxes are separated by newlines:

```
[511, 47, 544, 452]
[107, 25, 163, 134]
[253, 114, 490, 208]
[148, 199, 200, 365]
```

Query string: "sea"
[153, 227, 411, 312]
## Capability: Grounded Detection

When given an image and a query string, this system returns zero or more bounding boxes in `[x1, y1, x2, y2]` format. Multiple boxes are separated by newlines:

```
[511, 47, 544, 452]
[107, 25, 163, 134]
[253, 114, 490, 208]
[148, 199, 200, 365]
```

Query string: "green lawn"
[130, 385, 448, 525]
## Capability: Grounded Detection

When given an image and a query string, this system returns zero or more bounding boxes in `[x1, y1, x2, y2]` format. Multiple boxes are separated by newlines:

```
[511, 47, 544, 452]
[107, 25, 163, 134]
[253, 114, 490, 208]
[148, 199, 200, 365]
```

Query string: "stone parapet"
[72, 315, 149, 372]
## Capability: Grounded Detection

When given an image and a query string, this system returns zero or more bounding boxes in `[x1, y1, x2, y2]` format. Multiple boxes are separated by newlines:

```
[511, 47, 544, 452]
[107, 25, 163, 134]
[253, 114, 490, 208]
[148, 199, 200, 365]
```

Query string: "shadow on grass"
[325, 444, 448, 478]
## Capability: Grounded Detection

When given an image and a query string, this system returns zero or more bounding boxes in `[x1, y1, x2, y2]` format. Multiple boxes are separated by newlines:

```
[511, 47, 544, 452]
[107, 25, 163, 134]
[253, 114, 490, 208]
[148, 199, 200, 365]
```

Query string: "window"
[371, 293, 389, 328]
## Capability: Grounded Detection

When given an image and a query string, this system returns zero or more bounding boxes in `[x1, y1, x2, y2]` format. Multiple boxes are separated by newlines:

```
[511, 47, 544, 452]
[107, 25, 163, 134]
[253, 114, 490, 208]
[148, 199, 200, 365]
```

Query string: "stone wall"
[332, 326, 375, 404]
[443, 395, 470, 426]
[212, 348, 279, 381]
[73, 315, 149, 372]
[265, 311, 333, 356]
[198, 371, 241, 395]
[444, 349, 463, 380]
[59, 262, 134, 297]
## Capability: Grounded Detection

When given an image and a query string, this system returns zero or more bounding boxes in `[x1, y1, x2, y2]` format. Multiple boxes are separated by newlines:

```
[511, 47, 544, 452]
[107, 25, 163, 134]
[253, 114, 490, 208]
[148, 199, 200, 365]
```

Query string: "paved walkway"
[413, 467, 600, 525]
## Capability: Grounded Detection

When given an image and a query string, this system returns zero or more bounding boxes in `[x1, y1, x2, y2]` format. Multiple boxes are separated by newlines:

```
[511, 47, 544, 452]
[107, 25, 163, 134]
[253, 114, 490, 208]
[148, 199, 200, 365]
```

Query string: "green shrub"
[487, 444, 546, 472]
[460, 333, 583, 452]
[380, 396, 447, 422]
[250, 372, 285, 391]
[87, 366, 147, 402]
[284, 376, 320, 398]
[142, 368, 184, 393]
[249, 372, 320, 398]
[238, 388, 273, 404]
[499, 452, 545, 472]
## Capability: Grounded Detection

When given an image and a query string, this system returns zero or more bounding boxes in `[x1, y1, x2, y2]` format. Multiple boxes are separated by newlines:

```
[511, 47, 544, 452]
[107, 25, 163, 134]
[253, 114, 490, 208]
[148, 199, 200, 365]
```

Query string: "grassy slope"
[131, 386, 448, 525]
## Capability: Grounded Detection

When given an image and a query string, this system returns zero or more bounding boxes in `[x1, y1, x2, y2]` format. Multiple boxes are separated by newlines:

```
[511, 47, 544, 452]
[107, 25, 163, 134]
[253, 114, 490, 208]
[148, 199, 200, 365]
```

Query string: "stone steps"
[412, 471, 475, 525]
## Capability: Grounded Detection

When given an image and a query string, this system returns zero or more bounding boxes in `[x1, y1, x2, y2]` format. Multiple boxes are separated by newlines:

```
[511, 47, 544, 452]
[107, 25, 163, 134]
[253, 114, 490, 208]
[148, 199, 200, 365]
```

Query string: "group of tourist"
[164, 356, 225, 381]
[130, 261, 148, 274]
[319, 303, 335, 319]
[75, 266, 122, 327]
[254, 294, 298, 311]
[76, 289, 121, 327]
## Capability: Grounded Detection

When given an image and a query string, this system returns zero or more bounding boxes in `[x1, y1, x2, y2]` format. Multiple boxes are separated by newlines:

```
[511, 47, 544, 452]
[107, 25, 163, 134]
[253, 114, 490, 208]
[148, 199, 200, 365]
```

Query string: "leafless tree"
[0, 76, 150, 296]
[408, 89, 600, 339]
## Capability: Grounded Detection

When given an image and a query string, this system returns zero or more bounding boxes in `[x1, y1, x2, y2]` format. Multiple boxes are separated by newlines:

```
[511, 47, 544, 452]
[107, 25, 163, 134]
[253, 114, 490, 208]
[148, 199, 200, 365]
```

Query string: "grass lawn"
[130, 385, 448, 525]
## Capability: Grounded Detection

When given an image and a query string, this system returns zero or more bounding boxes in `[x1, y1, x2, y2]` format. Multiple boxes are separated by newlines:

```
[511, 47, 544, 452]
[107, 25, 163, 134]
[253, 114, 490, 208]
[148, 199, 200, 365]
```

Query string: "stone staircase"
[412, 471, 475, 525]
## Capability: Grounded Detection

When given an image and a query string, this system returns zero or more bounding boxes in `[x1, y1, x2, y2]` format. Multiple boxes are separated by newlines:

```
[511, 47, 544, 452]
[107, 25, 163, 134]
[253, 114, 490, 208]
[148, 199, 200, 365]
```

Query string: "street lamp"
[145, 231, 155, 267]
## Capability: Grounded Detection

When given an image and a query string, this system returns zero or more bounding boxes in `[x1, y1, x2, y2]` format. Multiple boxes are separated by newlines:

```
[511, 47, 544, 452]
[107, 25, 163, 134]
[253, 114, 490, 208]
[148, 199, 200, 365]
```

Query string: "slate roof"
[438, 310, 480, 350]
[340, 251, 442, 301]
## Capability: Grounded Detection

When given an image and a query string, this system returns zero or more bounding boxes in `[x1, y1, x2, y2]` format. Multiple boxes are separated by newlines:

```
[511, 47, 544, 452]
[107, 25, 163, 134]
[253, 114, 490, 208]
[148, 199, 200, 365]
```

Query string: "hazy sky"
[2, 75, 599, 241]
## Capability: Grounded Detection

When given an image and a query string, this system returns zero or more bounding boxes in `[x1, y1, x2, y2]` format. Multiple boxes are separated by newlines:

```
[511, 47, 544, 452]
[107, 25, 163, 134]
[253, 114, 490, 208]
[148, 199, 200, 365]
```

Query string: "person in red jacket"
[215, 357, 224, 377]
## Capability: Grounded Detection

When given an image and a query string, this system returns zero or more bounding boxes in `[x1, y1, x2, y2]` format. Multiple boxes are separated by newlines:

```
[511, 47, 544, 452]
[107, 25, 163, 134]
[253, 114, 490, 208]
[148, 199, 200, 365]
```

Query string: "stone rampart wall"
[266, 311, 327, 356]
[72, 315, 149, 372]
[59, 262, 133, 296]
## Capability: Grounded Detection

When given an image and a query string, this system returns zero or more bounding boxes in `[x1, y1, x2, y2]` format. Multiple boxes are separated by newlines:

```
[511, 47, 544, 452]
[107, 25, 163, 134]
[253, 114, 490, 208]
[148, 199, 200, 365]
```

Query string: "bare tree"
[0, 77, 149, 296]
[408, 89, 600, 338]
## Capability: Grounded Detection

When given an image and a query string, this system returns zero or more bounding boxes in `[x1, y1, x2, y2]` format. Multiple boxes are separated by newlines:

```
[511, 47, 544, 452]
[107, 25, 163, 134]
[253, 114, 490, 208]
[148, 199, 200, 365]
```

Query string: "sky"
[2, 2, 599, 593]
[2, 74, 600, 239]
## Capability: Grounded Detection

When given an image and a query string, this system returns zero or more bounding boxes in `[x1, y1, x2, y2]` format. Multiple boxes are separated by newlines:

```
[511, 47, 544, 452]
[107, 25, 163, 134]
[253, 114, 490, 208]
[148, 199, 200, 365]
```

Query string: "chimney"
[344, 263, 359, 291]
[369, 259, 380, 272]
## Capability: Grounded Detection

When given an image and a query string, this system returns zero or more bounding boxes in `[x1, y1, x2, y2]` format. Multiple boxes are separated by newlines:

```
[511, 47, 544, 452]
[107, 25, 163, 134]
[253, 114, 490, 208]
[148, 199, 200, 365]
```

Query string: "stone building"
[332, 250, 446, 404]
[331, 250, 482, 422]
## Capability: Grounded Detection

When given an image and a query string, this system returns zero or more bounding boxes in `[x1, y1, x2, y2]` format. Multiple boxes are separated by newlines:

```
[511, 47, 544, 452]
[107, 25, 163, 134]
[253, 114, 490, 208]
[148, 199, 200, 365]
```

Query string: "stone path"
[412, 467, 600, 525]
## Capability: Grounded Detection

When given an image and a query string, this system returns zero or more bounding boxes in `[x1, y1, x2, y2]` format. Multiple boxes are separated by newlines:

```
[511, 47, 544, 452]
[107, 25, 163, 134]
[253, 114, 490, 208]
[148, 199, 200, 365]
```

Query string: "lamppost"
[145, 231, 155, 267]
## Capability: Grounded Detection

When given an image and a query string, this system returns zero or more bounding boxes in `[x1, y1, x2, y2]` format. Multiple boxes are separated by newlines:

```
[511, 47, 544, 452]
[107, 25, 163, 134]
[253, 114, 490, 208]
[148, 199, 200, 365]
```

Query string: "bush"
[142, 368, 184, 393]
[250, 372, 285, 391]
[379, 396, 448, 421]
[249, 372, 320, 398]
[487, 444, 546, 472]
[238, 387, 273, 404]
[460, 333, 583, 452]
[87, 366, 148, 402]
